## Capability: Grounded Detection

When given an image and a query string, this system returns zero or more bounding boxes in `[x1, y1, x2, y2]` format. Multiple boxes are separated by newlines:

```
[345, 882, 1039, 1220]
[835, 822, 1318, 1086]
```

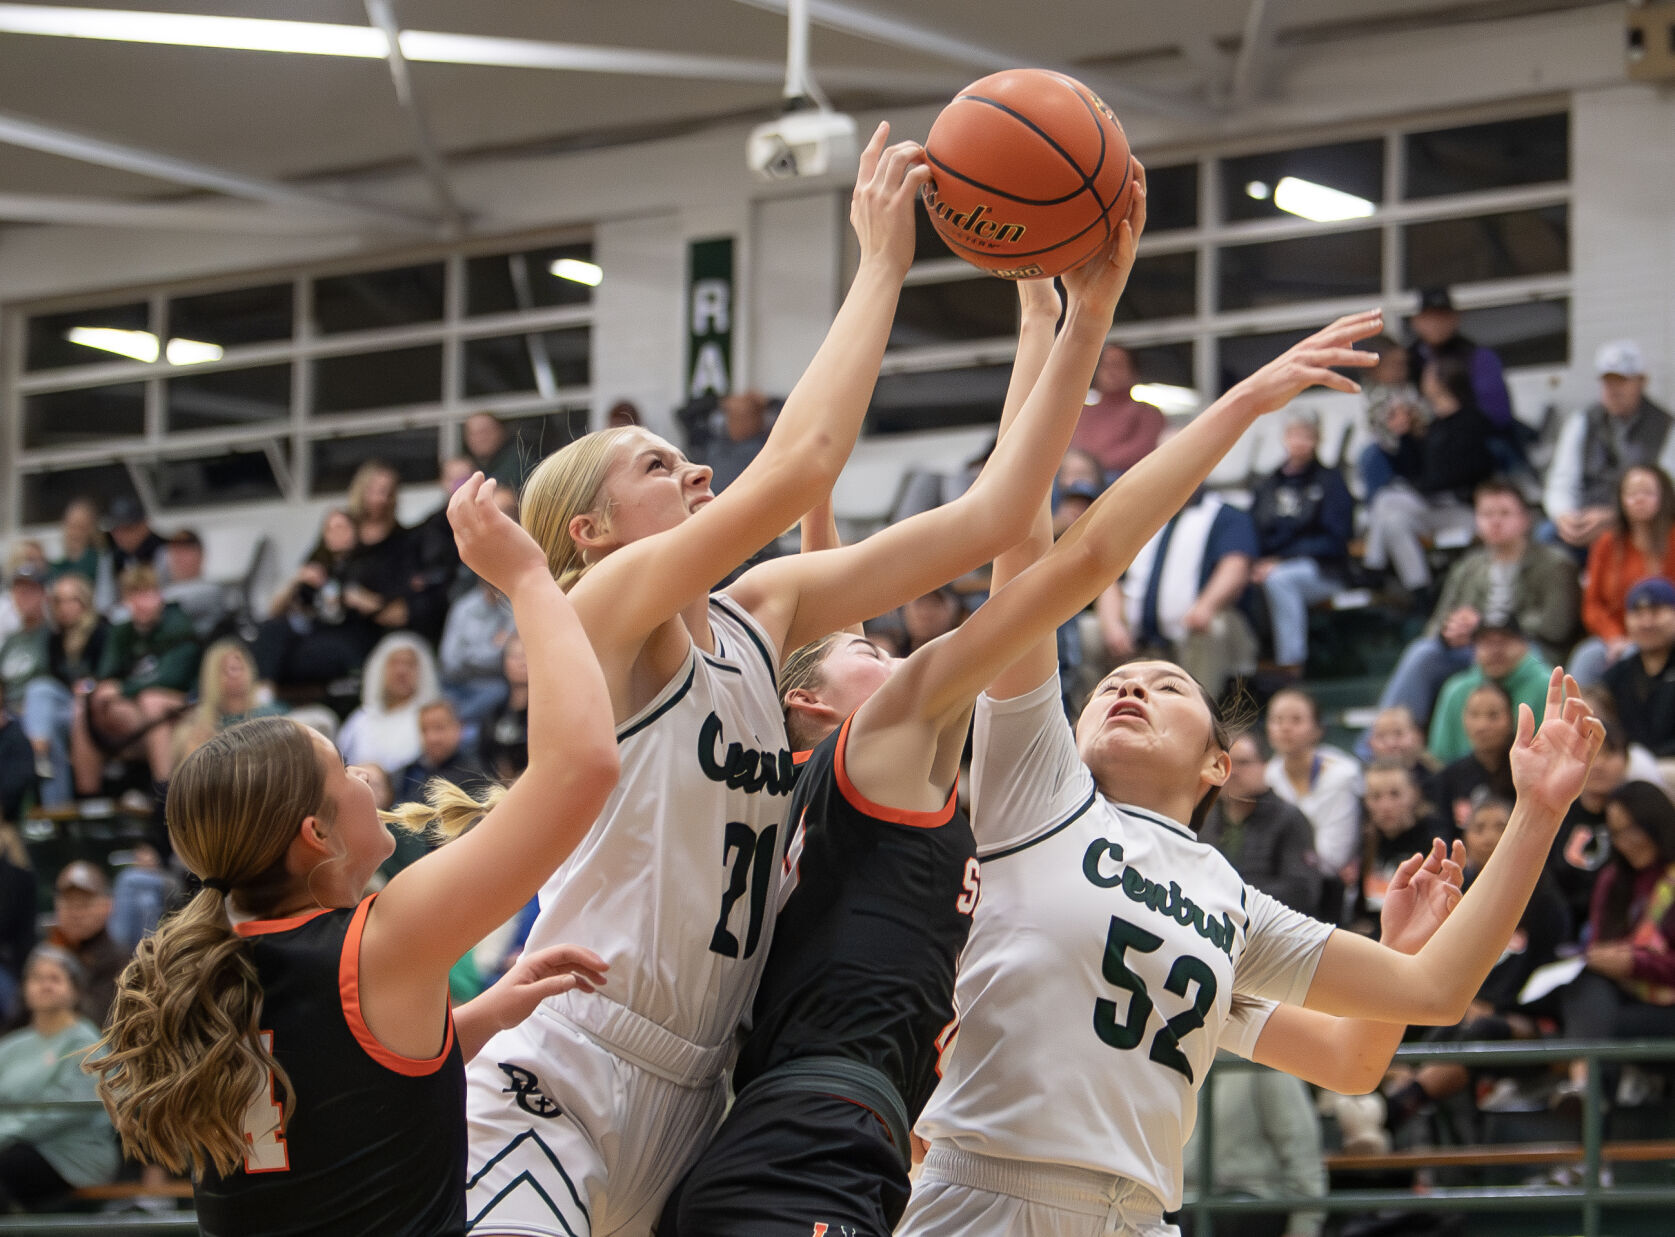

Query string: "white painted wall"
[1, 3, 1671, 554]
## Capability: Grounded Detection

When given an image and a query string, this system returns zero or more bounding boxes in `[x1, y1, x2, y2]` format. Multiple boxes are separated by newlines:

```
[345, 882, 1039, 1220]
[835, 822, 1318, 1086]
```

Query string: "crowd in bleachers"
[0, 291, 1672, 1219]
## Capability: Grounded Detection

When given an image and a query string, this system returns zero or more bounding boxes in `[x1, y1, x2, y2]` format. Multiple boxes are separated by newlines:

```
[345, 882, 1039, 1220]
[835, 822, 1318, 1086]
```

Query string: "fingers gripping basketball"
[924, 69, 1138, 279]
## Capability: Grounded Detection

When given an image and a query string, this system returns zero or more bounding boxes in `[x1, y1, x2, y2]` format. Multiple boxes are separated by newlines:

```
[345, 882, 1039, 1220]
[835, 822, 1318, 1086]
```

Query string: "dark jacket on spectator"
[1400, 405, 1496, 502]
[1198, 790, 1322, 915]
[1602, 653, 1675, 758]
[1251, 458, 1353, 566]
[1423, 542, 1579, 663]
[1471, 867, 1570, 1011]
[95, 604, 199, 697]
[1425, 751, 1515, 833]
[0, 717, 36, 826]
[1360, 811, 1456, 924]
[46, 622, 109, 688]
[398, 749, 491, 805]
[1548, 799, 1613, 930]
[482, 701, 529, 781]
[0, 859, 34, 989]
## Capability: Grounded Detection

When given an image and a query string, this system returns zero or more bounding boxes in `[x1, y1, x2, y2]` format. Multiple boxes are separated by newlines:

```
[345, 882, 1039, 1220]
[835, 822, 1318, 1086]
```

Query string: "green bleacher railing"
[1188, 1038, 1675, 1237]
[6, 1039, 1675, 1236]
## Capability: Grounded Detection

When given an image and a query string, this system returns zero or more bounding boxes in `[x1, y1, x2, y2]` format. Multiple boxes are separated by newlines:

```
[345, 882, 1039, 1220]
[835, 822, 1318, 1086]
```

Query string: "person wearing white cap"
[1544, 340, 1672, 551]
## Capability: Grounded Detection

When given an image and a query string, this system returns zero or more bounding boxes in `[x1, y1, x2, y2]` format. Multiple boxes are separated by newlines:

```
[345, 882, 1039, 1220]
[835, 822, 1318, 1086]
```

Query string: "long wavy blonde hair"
[519, 426, 638, 591]
[88, 717, 332, 1178]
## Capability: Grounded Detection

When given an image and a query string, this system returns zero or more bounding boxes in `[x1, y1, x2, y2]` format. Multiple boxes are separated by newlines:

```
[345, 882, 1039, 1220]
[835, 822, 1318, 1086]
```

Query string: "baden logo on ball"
[922, 68, 1139, 280]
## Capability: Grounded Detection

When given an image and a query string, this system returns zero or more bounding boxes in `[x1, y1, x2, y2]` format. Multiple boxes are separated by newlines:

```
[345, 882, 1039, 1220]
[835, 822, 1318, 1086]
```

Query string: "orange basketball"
[923, 69, 1137, 280]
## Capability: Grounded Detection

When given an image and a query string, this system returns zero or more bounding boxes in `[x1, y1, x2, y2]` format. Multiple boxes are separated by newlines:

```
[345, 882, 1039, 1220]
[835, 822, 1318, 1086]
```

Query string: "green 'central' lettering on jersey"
[1082, 838, 1236, 959]
[697, 712, 795, 796]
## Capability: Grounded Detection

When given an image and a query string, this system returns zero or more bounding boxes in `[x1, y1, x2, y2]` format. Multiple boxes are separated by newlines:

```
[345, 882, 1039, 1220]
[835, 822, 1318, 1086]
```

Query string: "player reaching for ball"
[86, 473, 619, 1236]
[461, 130, 1144, 1237]
[887, 319, 1607, 1235]
[657, 193, 1144, 1237]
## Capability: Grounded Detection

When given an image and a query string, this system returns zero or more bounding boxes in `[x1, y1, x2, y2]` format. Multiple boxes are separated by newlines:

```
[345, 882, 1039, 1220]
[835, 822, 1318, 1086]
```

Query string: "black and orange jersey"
[734, 714, 979, 1119]
[194, 896, 466, 1237]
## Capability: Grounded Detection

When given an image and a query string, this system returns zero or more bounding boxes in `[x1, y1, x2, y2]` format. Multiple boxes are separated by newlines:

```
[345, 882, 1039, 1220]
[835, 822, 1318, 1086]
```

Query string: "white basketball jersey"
[524, 595, 794, 1052]
[916, 675, 1334, 1211]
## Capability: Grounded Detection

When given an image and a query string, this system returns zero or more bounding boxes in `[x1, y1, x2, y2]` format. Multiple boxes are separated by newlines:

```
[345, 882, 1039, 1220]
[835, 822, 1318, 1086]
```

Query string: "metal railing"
[1187, 1038, 1675, 1237]
[7, 1039, 1675, 1236]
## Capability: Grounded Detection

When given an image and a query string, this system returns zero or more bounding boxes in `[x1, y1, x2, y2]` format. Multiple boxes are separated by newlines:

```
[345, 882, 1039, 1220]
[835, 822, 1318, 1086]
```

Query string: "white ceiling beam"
[363, 0, 464, 235]
[0, 5, 937, 93]
[726, 0, 1212, 121]
[0, 110, 437, 233]
[1230, 0, 1283, 106]
[0, 192, 361, 232]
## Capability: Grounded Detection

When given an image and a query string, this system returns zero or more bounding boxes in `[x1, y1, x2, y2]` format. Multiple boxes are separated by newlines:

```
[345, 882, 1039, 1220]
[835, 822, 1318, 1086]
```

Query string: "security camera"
[747, 105, 858, 181]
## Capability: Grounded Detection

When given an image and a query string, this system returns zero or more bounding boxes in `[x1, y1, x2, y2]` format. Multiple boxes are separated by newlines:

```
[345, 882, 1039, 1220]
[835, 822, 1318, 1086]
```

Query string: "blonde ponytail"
[381, 777, 508, 842]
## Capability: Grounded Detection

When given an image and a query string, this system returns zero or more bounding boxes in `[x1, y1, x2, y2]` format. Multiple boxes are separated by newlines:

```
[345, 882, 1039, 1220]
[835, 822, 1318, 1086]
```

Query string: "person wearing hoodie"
[1249, 410, 1353, 679]
[335, 632, 439, 775]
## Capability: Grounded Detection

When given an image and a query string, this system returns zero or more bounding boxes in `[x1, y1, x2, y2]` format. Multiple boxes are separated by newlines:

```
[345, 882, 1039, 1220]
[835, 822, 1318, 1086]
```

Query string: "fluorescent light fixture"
[66, 326, 223, 365]
[1245, 180, 1270, 200]
[550, 258, 603, 287]
[1132, 383, 1202, 417]
[0, 5, 779, 82]
[1272, 176, 1374, 224]
[164, 338, 225, 365]
[0, 5, 387, 56]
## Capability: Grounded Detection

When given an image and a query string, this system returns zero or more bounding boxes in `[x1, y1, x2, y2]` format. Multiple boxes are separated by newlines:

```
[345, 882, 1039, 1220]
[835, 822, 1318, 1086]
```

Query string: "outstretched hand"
[1511, 669, 1606, 815]
[479, 944, 609, 1038]
[851, 122, 932, 276]
[448, 472, 550, 599]
[1227, 310, 1384, 416]
[1059, 157, 1147, 320]
[1380, 838, 1467, 955]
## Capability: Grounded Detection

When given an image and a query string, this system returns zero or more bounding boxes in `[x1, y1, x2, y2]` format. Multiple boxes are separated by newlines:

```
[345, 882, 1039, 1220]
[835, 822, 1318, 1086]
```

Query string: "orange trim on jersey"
[234, 908, 333, 937]
[338, 894, 456, 1077]
[793, 749, 811, 766]
[833, 713, 957, 829]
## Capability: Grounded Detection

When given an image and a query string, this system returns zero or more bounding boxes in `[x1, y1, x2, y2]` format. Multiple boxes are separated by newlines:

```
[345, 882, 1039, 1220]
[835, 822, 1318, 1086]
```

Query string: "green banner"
[686, 236, 735, 400]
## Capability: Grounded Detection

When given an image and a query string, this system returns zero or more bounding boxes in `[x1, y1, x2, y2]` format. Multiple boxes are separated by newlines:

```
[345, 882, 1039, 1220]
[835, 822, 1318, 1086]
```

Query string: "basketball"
[923, 68, 1137, 280]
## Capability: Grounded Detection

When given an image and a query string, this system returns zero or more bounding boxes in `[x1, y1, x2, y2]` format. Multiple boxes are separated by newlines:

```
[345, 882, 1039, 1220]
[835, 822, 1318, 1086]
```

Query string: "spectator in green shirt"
[69, 566, 200, 796]
[0, 945, 119, 1210]
[0, 563, 51, 706]
[1428, 613, 1552, 764]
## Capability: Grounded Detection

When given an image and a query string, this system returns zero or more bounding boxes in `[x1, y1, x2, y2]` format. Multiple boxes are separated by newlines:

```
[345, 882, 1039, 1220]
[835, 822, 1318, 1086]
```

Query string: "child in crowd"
[1265, 687, 1364, 882]
[1425, 681, 1517, 831]
[1358, 760, 1454, 925]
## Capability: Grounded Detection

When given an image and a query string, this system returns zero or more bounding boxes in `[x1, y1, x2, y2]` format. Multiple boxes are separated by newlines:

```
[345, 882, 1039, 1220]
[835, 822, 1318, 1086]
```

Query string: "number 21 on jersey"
[241, 1031, 289, 1173]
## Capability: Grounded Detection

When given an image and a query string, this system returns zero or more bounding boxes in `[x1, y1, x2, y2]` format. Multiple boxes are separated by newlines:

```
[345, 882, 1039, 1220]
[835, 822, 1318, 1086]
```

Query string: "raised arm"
[730, 165, 1146, 659]
[362, 475, 620, 994]
[1301, 671, 1602, 1025]
[1253, 840, 1466, 1093]
[897, 311, 1382, 725]
[572, 125, 927, 652]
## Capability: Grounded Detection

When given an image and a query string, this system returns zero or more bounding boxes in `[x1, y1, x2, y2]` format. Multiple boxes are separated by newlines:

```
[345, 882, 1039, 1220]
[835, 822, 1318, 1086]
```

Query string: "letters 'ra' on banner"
[686, 236, 734, 401]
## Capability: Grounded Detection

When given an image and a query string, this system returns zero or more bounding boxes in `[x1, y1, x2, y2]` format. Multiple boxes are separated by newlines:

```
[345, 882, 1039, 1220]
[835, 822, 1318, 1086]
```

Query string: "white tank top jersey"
[524, 595, 794, 1053]
[916, 675, 1334, 1211]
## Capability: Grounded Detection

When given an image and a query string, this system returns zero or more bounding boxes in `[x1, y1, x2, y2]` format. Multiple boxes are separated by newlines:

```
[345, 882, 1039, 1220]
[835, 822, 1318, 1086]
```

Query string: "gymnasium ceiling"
[0, 0, 1615, 238]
